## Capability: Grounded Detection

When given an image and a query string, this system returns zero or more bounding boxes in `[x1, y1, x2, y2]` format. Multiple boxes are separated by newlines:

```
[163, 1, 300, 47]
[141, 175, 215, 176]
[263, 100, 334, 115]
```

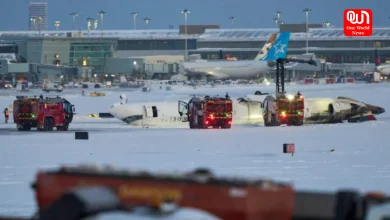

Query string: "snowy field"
[0, 82, 390, 216]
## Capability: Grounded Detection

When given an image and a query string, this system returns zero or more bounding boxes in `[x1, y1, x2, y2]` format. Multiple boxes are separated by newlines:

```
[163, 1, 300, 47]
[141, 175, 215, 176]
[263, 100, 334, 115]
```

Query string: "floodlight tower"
[275, 10, 281, 27]
[55, 21, 60, 33]
[97, 10, 106, 37]
[144, 17, 151, 29]
[303, 8, 311, 54]
[273, 17, 279, 27]
[228, 16, 236, 28]
[130, 12, 137, 30]
[324, 21, 331, 28]
[181, 9, 190, 61]
[86, 17, 93, 36]
[70, 12, 78, 30]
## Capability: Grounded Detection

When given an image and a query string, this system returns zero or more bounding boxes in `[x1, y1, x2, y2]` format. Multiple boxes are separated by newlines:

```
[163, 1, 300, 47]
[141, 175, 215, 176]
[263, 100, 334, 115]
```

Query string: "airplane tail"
[375, 49, 381, 66]
[255, 32, 291, 61]
[253, 33, 277, 60]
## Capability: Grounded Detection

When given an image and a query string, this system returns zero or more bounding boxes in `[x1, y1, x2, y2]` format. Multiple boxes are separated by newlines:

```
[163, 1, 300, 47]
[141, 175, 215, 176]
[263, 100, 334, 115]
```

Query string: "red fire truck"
[263, 93, 304, 126]
[178, 96, 233, 129]
[13, 96, 75, 131]
[261, 57, 314, 127]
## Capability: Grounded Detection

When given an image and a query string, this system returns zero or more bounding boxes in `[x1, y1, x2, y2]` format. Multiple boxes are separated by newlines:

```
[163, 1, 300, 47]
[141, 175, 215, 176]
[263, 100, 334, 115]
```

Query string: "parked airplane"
[375, 49, 390, 76]
[108, 93, 385, 127]
[179, 32, 293, 80]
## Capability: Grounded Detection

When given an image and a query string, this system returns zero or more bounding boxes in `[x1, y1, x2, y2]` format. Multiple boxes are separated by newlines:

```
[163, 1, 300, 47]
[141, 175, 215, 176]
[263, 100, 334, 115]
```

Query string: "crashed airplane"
[108, 93, 385, 127]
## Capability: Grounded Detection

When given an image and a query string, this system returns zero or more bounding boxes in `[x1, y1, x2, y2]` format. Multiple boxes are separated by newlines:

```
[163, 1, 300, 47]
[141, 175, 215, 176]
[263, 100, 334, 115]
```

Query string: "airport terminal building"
[0, 25, 389, 81]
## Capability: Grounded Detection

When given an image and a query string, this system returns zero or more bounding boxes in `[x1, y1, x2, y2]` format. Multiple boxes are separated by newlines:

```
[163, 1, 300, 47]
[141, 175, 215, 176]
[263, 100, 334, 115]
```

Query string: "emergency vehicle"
[262, 57, 315, 127]
[263, 92, 304, 126]
[178, 96, 233, 129]
[13, 96, 75, 131]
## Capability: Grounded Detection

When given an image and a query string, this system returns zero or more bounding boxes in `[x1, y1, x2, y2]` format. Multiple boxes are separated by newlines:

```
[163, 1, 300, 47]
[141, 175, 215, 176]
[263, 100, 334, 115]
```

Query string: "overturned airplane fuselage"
[109, 93, 385, 127]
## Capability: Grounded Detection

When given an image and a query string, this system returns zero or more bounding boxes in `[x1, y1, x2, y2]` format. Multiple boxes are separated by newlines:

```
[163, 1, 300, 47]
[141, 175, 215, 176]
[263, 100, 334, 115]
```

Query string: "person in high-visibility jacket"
[3, 108, 9, 123]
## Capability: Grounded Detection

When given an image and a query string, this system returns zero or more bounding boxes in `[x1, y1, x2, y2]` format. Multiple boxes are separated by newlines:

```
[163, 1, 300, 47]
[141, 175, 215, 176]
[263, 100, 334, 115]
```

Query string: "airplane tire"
[264, 113, 270, 126]
[43, 119, 49, 131]
[269, 114, 277, 126]
[17, 124, 31, 131]
[48, 118, 54, 131]
[23, 124, 31, 131]
[198, 117, 204, 129]
[221, 123, 231, 129]
[264, 114, 276, 127]
[57, 119, 69, 131]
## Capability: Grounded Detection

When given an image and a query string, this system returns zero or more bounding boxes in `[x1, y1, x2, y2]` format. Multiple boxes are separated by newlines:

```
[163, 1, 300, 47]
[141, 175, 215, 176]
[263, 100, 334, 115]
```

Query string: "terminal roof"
[0, 28, 388, 41]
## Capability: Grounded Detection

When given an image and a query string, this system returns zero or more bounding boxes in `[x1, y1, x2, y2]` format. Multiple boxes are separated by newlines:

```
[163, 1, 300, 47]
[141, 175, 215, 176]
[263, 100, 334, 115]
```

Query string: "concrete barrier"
[326, 78, 335, 84]
[304, 78, 314, 84]
[344, 77, 355, 83]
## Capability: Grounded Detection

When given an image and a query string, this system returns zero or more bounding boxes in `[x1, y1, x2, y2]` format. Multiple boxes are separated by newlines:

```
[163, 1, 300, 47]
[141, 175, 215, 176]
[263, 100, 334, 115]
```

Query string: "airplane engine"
[328, 101, 351, 114]
[328, 100, 369, 121]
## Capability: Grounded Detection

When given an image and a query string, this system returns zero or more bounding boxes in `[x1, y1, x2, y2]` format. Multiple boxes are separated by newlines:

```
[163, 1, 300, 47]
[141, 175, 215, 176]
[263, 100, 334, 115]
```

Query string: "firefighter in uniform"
[3, 108, 9, 123]
[225, 92, 230, 99]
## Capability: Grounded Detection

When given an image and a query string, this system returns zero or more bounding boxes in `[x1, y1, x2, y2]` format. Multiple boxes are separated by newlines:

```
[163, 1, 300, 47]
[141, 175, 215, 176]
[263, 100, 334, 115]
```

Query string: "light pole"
[144, 17, 150, 29]
[324, 21, 331, 28]
[55, 21, 60, 33]
[70, 12, 78, 30]
[228, 16, 236, 28]
[86, 17, 93, 36]
[130, 12, 137, 30]
[181, 9, 190, 61]
[30, 17, 36, 31]
[36, 16, 43, 36]
[273, 17, 279, 27]
[303, 8, 311, 54]
[275, 10, 281, 27]
[97, 10, 106, 37]
[94, 20, 98, 30]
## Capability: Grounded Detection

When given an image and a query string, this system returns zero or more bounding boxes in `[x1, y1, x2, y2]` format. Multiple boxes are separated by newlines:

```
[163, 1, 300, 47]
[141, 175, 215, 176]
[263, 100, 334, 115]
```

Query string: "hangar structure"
[0, 26, 388, 81]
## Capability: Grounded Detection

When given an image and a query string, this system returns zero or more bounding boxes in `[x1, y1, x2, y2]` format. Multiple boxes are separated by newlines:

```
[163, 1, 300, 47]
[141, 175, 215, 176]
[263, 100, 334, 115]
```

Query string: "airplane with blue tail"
[180, 32, 293, 80]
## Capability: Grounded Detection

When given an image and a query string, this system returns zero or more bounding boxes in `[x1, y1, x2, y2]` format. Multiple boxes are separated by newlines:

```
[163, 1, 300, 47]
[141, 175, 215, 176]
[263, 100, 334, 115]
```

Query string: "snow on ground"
[0, 83, 389, 216]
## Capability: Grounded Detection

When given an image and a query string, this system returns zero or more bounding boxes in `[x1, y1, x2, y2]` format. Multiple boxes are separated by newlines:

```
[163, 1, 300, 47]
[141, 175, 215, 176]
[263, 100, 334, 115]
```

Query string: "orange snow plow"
[1, 165, 390, 220]
[32, 165, 294, 220]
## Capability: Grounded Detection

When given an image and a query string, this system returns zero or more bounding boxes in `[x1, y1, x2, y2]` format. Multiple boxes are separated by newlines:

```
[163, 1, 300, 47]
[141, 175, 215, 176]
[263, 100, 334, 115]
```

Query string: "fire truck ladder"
[275, 58, 317, 95]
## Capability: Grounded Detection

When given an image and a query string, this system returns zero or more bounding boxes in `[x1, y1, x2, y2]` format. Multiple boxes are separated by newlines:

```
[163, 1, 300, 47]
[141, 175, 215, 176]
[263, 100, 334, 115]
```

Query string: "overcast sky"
[0, 0, 388, 31]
